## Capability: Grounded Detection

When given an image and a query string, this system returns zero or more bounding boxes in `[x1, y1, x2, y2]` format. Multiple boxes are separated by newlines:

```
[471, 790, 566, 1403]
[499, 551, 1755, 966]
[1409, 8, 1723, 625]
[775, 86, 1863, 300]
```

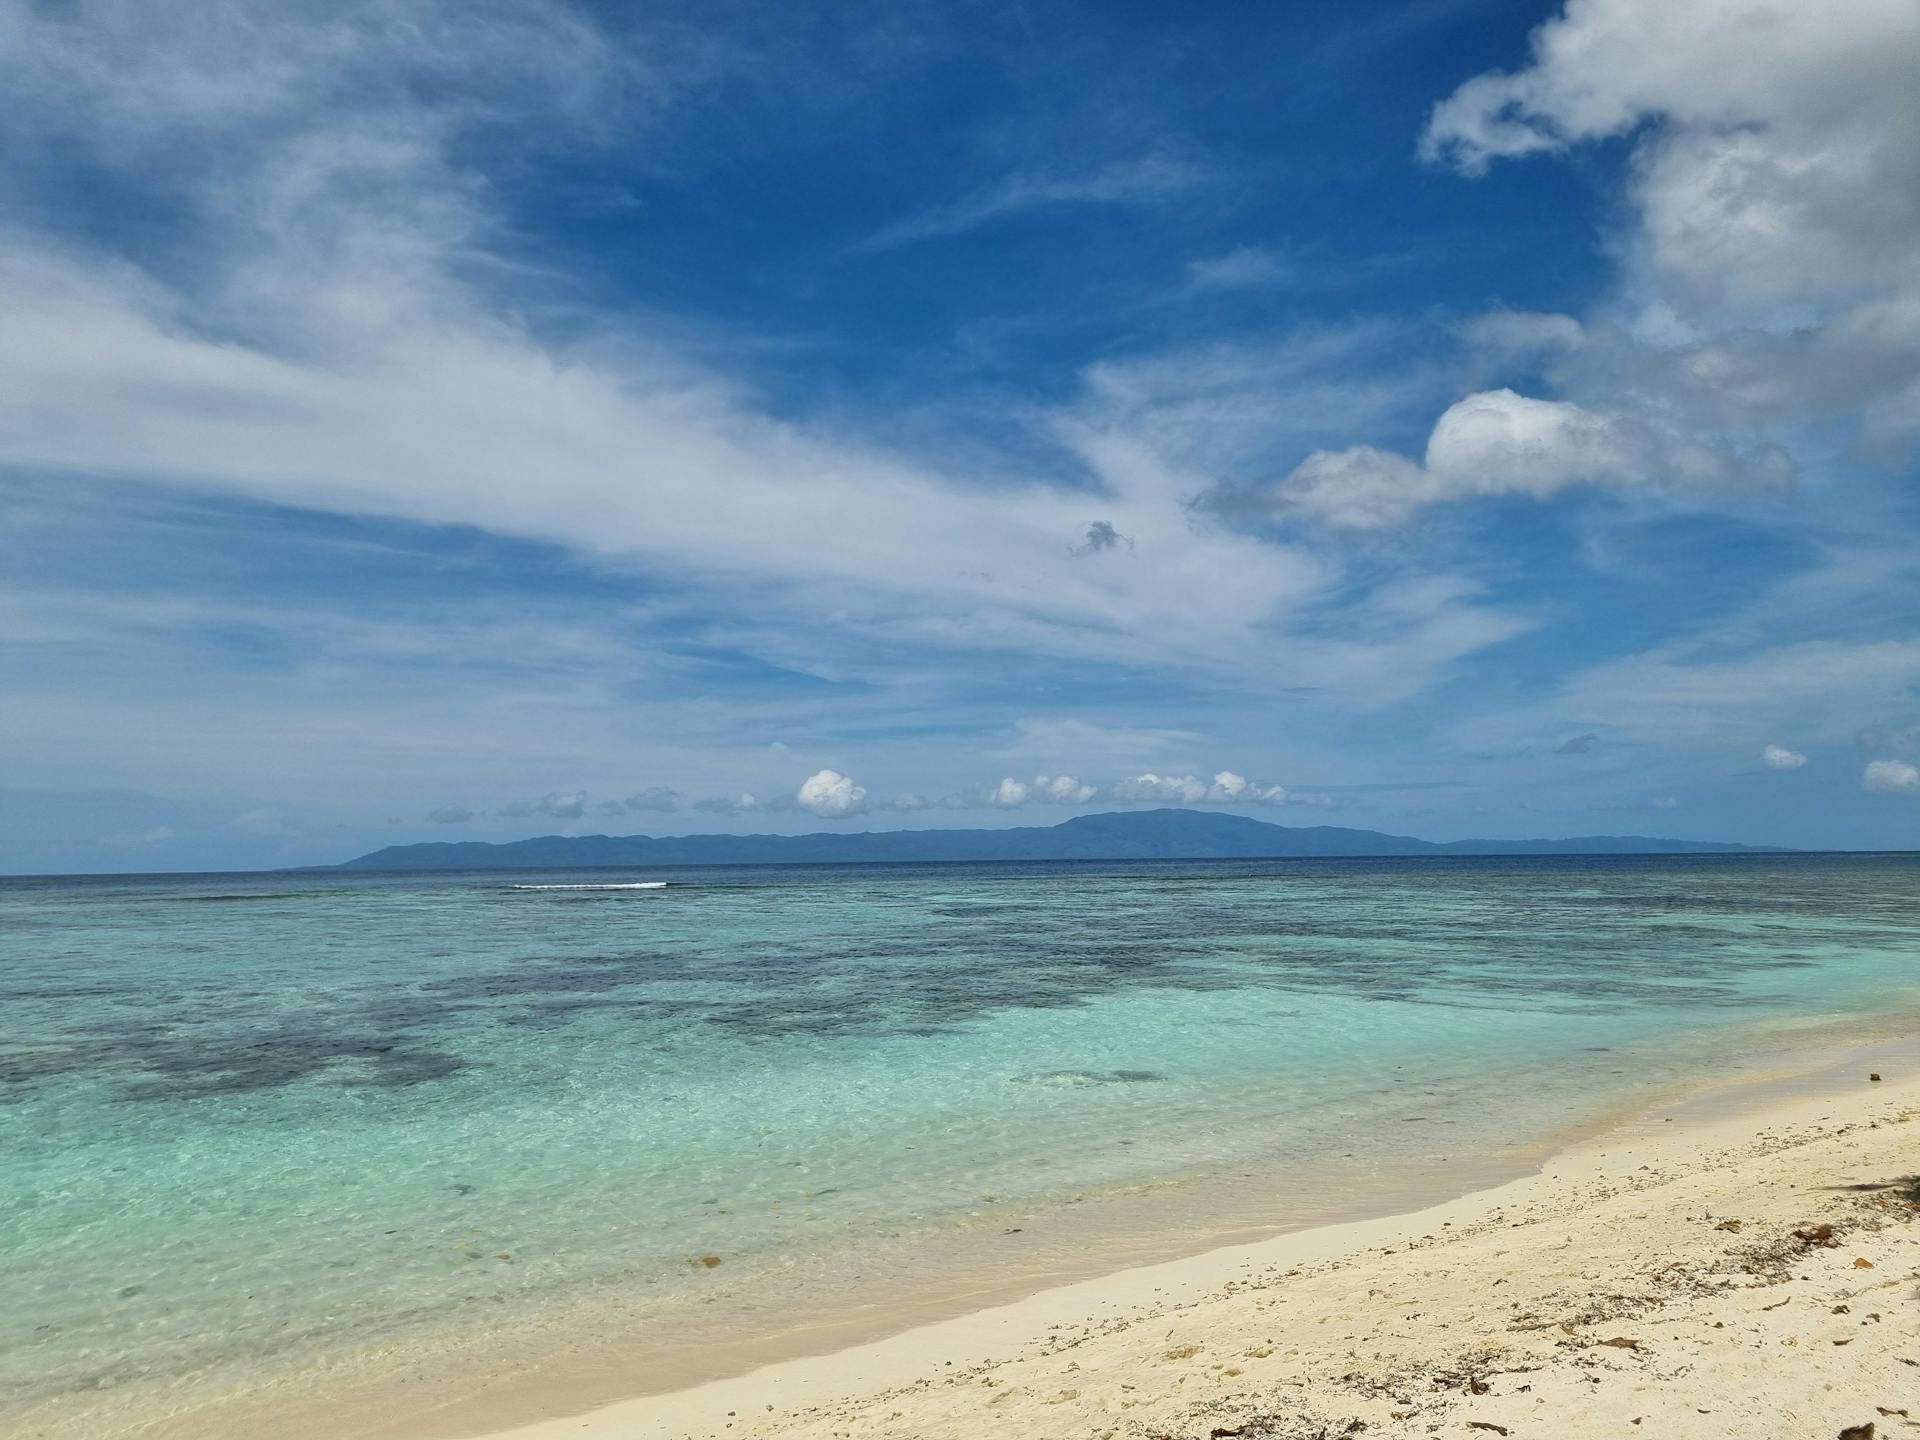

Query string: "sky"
[3, 0, 1920, 873]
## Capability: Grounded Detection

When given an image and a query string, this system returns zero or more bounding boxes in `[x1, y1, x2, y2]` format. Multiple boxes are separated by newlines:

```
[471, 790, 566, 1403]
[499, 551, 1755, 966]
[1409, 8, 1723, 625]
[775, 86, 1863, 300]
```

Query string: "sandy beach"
[15, 2, 1920, 1438]
[468, 1046, 1920, 1440]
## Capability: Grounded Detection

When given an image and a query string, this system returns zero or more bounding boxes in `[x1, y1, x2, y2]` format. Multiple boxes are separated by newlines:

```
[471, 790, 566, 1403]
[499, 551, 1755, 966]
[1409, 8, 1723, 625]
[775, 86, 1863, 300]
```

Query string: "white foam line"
[508, 881, 668, 891]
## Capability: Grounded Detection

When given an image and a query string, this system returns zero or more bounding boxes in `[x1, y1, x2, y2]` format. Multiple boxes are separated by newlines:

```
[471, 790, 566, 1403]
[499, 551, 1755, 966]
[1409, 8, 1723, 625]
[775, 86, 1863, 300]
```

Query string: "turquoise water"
[3, 854, 1919, 1431]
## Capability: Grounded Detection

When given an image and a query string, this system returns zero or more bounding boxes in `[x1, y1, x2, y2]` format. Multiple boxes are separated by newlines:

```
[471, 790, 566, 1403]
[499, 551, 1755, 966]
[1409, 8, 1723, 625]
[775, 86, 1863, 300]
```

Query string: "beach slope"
[477, 1066, 1919, 1440]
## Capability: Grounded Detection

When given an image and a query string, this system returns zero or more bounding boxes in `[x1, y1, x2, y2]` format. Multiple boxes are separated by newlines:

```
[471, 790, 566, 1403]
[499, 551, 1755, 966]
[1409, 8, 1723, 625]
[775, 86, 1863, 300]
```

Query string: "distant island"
[337, 807, 1780, 870]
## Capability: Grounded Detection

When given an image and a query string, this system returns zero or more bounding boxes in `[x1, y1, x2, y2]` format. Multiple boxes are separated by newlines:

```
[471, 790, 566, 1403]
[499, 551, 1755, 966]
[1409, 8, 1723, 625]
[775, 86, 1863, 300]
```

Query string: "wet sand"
[459, 1036, 1920, 1440]
[22, 1032, 1917, 1440]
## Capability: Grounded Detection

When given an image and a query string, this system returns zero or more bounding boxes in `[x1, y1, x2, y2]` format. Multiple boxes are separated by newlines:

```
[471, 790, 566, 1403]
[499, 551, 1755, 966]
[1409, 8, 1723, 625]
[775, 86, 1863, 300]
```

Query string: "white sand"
[472, 1054, 1919, 1440]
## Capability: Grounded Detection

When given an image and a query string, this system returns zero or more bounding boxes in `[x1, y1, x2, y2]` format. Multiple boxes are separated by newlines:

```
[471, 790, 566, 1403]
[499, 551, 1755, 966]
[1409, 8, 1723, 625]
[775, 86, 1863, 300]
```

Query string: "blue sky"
[3, 0, 1919, 872]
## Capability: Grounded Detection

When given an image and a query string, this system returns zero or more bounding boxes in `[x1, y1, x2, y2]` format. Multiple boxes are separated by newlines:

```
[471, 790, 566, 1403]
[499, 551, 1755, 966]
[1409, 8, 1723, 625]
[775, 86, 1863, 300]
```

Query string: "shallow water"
[3, 853, 1918, 1429]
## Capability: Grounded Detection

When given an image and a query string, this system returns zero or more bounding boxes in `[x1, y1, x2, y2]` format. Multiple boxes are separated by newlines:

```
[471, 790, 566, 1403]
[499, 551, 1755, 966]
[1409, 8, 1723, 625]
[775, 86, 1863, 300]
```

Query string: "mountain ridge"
[336, 807, 1781, 870]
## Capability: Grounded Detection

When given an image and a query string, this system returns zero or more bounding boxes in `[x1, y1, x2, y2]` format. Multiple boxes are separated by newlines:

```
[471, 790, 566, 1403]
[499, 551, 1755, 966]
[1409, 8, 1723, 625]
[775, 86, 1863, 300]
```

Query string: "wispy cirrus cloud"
[7, 0, 1920, 872]
[1185, 245, 1294, 292]
[852, 151, 1210, 253]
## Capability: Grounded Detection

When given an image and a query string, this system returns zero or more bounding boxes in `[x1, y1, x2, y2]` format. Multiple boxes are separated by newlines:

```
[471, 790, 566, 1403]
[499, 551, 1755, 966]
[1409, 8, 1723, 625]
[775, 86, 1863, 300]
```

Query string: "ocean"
[4, 853, 1918, 1436]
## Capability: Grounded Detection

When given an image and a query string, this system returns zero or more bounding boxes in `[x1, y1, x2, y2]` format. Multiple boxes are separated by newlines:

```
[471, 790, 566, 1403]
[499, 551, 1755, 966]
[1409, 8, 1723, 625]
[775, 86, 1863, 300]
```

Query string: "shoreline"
[43, 1016, 1906, 1440]
[13, 1014, 1916, 1440]
[455, 1029, 1920, 1439]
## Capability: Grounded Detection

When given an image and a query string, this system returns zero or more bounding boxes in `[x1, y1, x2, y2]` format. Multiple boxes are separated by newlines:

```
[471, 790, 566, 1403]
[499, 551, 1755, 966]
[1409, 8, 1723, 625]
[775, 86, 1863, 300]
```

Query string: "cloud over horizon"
[2, 0, 1917, 870]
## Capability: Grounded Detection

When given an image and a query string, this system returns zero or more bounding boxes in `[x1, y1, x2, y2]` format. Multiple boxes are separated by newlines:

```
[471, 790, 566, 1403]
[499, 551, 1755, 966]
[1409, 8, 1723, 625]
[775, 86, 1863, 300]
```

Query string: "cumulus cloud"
[796, 768, 868, 818]
[1266, 389, 1790, 529]
[1863, 759, 1920, 797]
[1252, 0, 1920, 536]
[1113, 770, 1288, 804]
[426, 805, 474, 823]
[1033, 773, 1098, 804]
[1113, 772, 1209, 803]
[1421, 0, 1920, 297]
[1422, 0, 1920, 454]
[987, 777, 1030, 808]
[1762, 744, 1807, 771]
[976, 774, 1100, 808]
[1206, 770, 1289, 804]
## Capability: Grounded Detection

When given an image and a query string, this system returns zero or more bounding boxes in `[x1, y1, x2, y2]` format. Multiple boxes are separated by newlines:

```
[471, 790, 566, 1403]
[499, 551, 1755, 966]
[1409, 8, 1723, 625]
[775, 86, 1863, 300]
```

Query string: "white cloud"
[1269, 389, 1789, 529]
[1862, 759, 1920, 797]
[1032, 773, 1098, 804]
[1112, 770, 1287, 805]
[1265, 445, 1429, 531]
[976, 773, 1101, 808]
[796, 768, 868, 818]
[1186, 246, 1292, 291]
[0, 4, 1368, 693]
[1113, 772, 1209, 803]
[1207, 770, 1254, 801]
[987, 777, 1031, 808]
[1205, 770, 1289, 803]
[1459, 310, 1587, 356]
[856, 152, 1206, 252]
[1761, 744, 1807, 771]
[1254, 0, 1920, 545]
[1421, 0, 1920, 303]
[1420, 0, 1920, 454]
